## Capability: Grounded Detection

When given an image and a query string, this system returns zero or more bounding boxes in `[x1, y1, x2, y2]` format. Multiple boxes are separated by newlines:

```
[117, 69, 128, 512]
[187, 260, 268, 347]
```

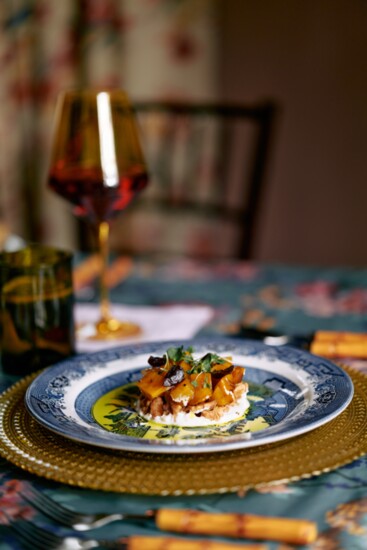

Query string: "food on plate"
[137, 346, 249, 426]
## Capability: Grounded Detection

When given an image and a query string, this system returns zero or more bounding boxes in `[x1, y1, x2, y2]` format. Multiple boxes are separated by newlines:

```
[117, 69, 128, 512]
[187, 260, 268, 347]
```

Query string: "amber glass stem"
[98, 221, 111, 322]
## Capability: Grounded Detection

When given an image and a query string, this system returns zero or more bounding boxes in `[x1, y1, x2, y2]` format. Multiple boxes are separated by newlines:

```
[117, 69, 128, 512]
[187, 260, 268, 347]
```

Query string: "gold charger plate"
[0, 366, 367, 496]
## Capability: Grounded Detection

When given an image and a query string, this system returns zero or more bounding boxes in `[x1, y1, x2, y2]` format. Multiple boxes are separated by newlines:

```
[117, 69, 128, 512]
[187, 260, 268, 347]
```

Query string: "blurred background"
[1, 0, 367, 266]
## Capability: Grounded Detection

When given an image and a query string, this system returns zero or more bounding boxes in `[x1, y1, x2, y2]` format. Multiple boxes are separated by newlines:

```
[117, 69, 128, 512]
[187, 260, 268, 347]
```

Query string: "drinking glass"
[0, 244, 75, 375]
[48, 89, 148, 339]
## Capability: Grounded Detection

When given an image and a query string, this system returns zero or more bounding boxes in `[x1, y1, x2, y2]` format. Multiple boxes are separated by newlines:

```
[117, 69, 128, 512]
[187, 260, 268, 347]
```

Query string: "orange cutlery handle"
[127, 536, 267, 550]
[155, 509, 317, 545]
[314, 330, 367, 342]
[310, 340, 367, 358]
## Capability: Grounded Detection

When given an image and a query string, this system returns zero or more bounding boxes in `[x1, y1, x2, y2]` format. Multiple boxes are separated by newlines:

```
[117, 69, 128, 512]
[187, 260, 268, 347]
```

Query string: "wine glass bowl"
[48, 89, 149, 339]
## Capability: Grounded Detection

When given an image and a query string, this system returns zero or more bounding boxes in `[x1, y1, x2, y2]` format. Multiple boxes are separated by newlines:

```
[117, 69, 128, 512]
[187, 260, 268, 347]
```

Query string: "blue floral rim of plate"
[24, 337, 354, 454]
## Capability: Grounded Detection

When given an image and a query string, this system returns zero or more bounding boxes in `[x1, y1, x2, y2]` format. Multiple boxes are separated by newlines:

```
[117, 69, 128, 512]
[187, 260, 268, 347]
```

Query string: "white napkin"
[75, 303, 214, 352]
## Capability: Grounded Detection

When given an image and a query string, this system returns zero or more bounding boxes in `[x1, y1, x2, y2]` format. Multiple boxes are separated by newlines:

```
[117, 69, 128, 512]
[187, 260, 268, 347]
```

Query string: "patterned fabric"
[1, 0, 78, 246]
[0, 0, 219, 253]
[1, 257, 367, 549]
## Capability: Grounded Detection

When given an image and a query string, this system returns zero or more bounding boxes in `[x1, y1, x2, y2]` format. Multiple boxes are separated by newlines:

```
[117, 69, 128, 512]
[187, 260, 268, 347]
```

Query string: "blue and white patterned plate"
[25, 338, 354, 454]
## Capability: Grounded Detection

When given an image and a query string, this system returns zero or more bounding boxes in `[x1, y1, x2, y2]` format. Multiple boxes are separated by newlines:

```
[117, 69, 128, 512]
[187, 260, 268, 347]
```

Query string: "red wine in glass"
[47, 89, 149, 339]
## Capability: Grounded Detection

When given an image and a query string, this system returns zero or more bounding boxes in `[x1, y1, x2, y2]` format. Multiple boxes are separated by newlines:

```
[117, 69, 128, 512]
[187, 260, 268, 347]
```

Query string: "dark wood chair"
[110, 100, 277, 260]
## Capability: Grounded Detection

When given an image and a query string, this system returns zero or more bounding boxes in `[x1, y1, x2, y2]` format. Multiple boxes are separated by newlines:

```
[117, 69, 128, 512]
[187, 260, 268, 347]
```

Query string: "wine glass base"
[95, 317, 142, 339]
[77, 317, 142, 341]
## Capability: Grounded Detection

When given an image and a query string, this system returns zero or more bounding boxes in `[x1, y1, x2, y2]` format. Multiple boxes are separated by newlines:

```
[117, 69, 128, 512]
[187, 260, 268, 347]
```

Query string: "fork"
[4, 518, 267, 550]
[4, 518, 117, 550]
[19, 481, 152, 531]
[17, 482, 317, 546]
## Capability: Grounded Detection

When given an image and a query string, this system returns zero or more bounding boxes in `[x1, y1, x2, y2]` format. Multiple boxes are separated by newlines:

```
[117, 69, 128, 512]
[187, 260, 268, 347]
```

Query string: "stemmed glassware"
[48, 89, 148, 339]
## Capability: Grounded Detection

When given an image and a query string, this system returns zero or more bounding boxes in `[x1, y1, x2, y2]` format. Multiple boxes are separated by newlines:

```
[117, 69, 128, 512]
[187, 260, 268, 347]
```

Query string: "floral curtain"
[0, 0, 219, 251]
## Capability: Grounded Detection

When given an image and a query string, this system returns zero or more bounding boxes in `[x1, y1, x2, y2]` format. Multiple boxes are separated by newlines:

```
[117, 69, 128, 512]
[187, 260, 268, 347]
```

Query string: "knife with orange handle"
[238, 326, 367, 359]
[124, 536, 267, 550]
[309, 339, 367, 358]
[154, 509, 317, 545]
[309, 330, 367, 358]
[132, 509, 317, 546]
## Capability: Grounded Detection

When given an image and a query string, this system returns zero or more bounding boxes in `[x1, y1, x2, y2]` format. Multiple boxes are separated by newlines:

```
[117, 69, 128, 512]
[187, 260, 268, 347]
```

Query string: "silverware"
[4, 517, 117, 549]
[236, 326, 367, 359]
[4, 517, 266, 550]
[19, 481, 152, 531]
[234, 326, 312, 349]
[17, 483, 316, 546]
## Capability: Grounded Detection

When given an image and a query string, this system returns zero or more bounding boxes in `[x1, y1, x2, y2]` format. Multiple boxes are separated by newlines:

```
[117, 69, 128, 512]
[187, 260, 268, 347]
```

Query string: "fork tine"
[6, 527, 37, 550]
[16, 519, 62, 548]
[23, 490, 75, 523]
[5, 523, 32, 548]
[2, 510, 47, 549]
[2, 526, 28, 550]
[21, 483, 80, 524]
[19, 482, 133, 532]
[6, 520, 106, 550]
[8, 521, 54, 550]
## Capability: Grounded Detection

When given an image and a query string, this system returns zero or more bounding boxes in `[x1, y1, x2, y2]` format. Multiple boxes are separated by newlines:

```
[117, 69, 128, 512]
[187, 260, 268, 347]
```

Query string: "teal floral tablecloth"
[1, 257, 367, 549]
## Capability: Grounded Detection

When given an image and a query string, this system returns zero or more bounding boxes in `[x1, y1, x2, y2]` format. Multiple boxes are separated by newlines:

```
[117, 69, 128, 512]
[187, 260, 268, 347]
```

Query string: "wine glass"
[48, 89, 148, 339]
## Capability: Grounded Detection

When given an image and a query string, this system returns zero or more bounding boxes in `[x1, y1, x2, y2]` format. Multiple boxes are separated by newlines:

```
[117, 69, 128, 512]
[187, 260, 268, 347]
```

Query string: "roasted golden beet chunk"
[137, 368, 168, 400]
[189, 372, 212, 405]
[210, 358, 233, 373]
[178, 358, 193, 372]
[212, 372, 236, 406]
[231, 366, 245, 384]
[170, 377, 195, 405]
[211, 359, 234, 383]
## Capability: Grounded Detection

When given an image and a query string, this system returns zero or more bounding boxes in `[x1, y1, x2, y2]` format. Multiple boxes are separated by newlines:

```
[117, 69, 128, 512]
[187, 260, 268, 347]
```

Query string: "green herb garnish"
[188, 352, 227, 374]
[165, 346, 228, 375]
[166, 346, 194, 365]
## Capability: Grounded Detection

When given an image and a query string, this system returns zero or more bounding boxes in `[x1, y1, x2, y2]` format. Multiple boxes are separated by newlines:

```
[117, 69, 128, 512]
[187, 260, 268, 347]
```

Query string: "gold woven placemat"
[0, 366, 366, 495]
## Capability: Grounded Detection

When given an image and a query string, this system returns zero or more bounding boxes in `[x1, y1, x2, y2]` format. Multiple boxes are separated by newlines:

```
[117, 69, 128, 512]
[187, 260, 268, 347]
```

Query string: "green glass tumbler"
[0, 244, 75, 375]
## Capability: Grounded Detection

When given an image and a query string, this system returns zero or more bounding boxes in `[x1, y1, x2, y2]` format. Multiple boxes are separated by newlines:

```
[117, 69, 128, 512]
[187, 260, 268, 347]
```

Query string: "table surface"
[1, 257, 367, 549]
